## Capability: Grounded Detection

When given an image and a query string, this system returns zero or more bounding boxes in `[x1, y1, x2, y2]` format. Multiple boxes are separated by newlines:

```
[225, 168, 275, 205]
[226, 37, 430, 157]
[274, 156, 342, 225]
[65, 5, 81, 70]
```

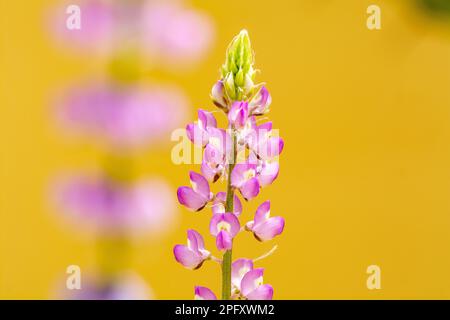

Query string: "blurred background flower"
[46, 0, 214, 299]
[54, 81, 188, 150]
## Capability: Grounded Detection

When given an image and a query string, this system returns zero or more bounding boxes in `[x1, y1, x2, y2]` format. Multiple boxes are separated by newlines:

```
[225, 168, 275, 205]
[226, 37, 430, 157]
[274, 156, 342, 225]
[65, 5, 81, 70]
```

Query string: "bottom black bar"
[1, 300, 447, 318]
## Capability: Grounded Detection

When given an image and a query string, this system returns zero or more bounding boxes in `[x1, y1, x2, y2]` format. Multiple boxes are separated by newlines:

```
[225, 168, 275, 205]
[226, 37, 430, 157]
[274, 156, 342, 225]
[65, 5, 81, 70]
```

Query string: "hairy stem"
[222, 130, 237, 300]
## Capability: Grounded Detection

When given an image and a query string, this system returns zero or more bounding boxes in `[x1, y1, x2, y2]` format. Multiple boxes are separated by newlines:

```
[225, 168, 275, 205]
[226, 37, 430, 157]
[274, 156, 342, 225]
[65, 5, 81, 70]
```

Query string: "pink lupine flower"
[231, 163, 260, 200]
[231, 259, 254, 291]
[140, 1, 214, 68]
[211, 80, 228, 111]
[256, 160, 280, 187]
[212, 192, 242, 217]
[246, 151, 281, 188]
[249, 86, 272, 115]
[228, 101, 249, 129]
[194, 286, 217, 300]
[55, 82, 187, 149]
[209, 213, 241, 251]
[201, 144, 226, 182]
[174, 230, 210, 270]
[186, 109, 217, 147]
[53, 174, 175, 236]
[240, 269, 273, 300]
[246, 201, 285, 242]
[174, 30, 284, 300]
[245, 118, 284, 160]
[177, 172, 213, 212]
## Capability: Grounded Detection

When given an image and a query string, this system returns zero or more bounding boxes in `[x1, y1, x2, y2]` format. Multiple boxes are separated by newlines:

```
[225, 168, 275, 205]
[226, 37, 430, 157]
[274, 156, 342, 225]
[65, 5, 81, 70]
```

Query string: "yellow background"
[2, 0, 450, 299]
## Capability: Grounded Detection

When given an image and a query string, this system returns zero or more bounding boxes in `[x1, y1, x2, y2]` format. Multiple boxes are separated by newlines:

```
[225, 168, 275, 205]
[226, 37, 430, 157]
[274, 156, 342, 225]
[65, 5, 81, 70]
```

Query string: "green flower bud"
[221, 29, 255, 102]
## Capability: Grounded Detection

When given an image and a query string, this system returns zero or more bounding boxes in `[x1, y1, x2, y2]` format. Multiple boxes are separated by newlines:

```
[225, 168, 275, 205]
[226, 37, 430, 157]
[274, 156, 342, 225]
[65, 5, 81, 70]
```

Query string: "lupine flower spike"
[174, 30, 285, 300]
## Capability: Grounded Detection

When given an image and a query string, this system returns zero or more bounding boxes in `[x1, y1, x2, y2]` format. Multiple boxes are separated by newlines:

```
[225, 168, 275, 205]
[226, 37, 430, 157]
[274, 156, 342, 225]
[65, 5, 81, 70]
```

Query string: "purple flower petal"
[189, 171, 211, 201]
[194, 286, 217, 300]
[209, 213, 241, 237]
[198, 109, 217, 129]
[241, 268, 265, 297]
[211, 80, 227, 110]
[186, 123, 206, 146]
[228, 101, 249, 129]
[173, 245, 203, 269]
[253, 217, 285, 241]
[249, 86, 272, 115]
[177, 186, 207, 211]
[246, 284, 273, 300]
[187, 229, 206, 252]
[231, 163, 257, 188]
[232, 259, 254, 289]
[254, 200, 271, 225]
[216, 230, 232, 251]
[258, 161, 279, 187]
[240, 177, 260, 200]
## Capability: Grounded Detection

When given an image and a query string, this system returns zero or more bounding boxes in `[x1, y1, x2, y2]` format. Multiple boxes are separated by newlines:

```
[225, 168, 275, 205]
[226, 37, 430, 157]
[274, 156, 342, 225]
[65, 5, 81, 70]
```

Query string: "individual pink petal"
[187, 229, 206, 252]
[189, 171, 211, 201]
[228, 101, 249, 129]
[186, 123, 207, 146]
[233, 194, 243, 216]
[258, 161, 279, 187]
[216, 230, 232, 251]
[241, 268, 265, 297]
[173, 245, 203, 269]
[249, 86, 272, 115]
[231, 163, 257, 188]
[211, 80, 227, 110]
[240, 177, 260, 200]
[253, 217, 285, 241]
[232, 259, 254, 289]
[223, 213, 241, 237]
[177, 186, 207, 211]
[254, 201, 271, 225]
[198, 109, 217, 129]
[246, 284, 273, 300]
[209, 213, 240, 237]
[194, 286, 217, 300]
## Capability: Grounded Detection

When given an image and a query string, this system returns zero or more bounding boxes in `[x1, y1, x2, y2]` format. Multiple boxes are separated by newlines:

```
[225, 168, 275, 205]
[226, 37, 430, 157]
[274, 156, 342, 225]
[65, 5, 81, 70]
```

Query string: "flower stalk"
[222, 131, 237, 299]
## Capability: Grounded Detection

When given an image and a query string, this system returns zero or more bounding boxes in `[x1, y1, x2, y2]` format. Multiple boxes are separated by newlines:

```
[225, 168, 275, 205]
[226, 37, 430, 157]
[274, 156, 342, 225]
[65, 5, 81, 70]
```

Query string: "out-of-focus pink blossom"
[55, 82, 188, 149]
[47, 0, 214, 65]
[46, 0, 116, 57]
[60, 272, 151, 300]
[53, 174, 176, 237]
[140, 1, 214, 68]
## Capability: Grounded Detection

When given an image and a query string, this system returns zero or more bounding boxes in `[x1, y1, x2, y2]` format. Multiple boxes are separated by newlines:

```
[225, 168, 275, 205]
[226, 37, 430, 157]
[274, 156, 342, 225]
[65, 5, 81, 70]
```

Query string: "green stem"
[222, 131, 237, 300]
